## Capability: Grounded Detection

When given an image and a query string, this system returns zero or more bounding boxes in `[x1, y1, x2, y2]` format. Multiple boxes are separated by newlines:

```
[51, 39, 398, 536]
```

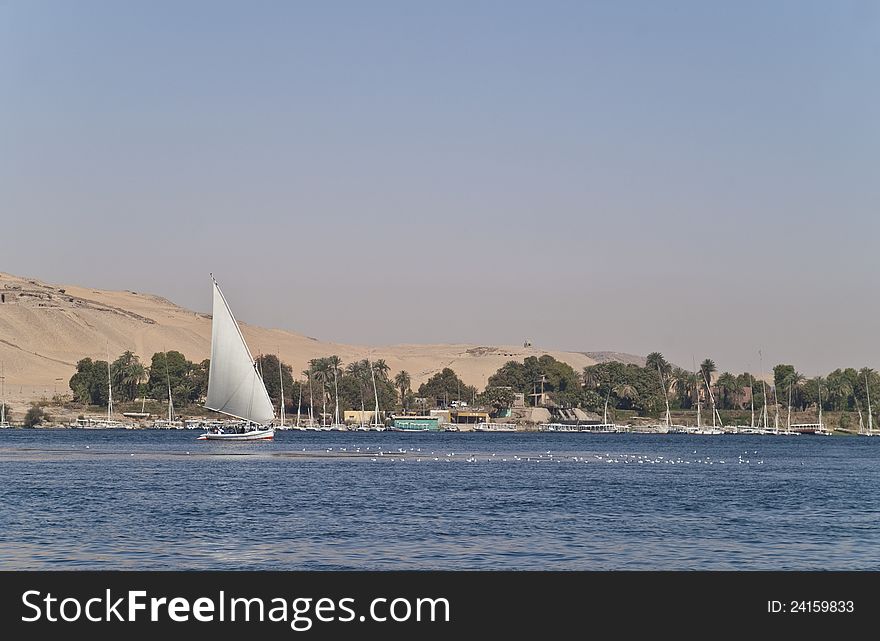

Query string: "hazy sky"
[2, 0, 878, 375]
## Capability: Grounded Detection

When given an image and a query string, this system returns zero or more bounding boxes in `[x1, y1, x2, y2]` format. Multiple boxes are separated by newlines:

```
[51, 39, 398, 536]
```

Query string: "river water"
[0, 429, 877, 569]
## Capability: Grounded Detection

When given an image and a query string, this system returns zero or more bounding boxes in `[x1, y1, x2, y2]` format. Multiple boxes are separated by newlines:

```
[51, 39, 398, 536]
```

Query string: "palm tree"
[327, 355, 343, 425]
[311, 357, 332, 426]
[368, 356, 383, 424]
[715, 372, 738, 409]
[302, 366, 315, 426]
[111, 351, 145, 402]
[372, 359, 390, 381]
[613, 383, 638, 409]
[645, 352, 671, 377]
[700, 359, 716, 387]
[669, 367, 697, 409]
[346, 360, 370, 424]
[394, 370, 411, 411]
[646, 353, 672, 423]
[582, 366, 600, 389]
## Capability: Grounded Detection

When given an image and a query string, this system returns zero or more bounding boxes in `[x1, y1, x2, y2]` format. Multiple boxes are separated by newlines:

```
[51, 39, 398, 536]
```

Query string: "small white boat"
[473, 422, 517, 432]
[71, 417, 131, 429]
[199, 276, 276, 442]
[153, 419, 185, 430]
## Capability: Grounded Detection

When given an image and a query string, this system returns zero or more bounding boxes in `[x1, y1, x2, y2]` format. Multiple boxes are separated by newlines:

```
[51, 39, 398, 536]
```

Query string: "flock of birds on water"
[276, 445, 767, 466]
[71, 443, 767, 466]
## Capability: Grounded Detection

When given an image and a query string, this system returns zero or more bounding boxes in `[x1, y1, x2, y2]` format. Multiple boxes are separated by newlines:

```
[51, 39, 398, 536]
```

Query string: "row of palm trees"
[644, 352, 724, 410]
[643, 352, 880, 417]
[299, 356, 412, 425]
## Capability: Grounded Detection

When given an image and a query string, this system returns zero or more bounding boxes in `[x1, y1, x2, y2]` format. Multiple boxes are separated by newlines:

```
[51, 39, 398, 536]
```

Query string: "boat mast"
[333, 362, 340, 427]
[759, 350, 768, 430]
[856, 396, 865, 434]
[278, 352, 285, 428]
[658, 365, 671, 428]
[772, 385, 779, 433]
[817, 377, 823, 429]
[296, 377, 302, 428]
[749, 373, 755, 429]
[603, 388, 611, 425]
[164, 350, 174, 422]
[696, 394, 702, 428]
[107, 346, 113, 422]
[369, 356, 380, 426]
[1, 362, 6, 426]
[787, 381, 792, 433]
[701, 368, 722, 429]
[308, 367, 314, 427]
[866, 372, 874, 433]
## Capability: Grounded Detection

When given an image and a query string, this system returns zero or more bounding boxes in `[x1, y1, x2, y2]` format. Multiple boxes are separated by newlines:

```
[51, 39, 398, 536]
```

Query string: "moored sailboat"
[198, 275, 276, 441]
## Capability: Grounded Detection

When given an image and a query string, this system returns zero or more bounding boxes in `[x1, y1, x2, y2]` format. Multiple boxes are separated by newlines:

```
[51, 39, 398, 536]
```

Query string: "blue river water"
[0, 429, 877, 570]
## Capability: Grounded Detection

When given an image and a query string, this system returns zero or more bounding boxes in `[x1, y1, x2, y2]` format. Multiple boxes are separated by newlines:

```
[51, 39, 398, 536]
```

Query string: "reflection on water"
[0, 430, 878, 570]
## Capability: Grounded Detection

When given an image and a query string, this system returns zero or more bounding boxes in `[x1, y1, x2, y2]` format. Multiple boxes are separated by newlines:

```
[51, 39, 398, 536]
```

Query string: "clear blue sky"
[2, 0, 878, 375]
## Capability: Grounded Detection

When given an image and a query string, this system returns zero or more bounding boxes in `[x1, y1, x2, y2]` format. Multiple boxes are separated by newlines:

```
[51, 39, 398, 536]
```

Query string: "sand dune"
[0, 272, 641, 409]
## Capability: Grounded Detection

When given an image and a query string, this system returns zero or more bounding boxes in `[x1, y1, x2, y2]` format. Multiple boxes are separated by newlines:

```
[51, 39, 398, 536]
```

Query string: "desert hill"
[0, 271, 643, 410]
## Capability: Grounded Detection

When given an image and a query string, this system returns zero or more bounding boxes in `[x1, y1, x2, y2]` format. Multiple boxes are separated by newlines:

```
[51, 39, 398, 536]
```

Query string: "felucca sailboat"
[198, 275, 276, 441]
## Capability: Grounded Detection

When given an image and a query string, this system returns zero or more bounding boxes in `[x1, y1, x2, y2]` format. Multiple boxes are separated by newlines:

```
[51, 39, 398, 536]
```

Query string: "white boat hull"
[198, 428, 275, 441]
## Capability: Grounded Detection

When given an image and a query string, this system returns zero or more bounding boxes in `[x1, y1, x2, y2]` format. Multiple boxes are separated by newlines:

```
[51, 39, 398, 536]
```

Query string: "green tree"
[394, 370, 412, 410]
[487, 360, 530, 392]
[478, 387, 515, 412]
[715, 372, 739, 409]
[255, 354, 294, 412]
[700, 359, 716, 386]
[327, 355, 343, 424]
[344, 360, 371, 417]
[145, 351, 205, 408]
[372, 359, 390, 381]
[110, 351, 146, 402]
[68, 358, 110, 405]
[338, 361, 397, 417]
[23, 402, 50, 427]
[310, 357, 333, 424]
[418, 368, 476, 408]
[613, 383, 639, 409]
[645, 352, 671, 377]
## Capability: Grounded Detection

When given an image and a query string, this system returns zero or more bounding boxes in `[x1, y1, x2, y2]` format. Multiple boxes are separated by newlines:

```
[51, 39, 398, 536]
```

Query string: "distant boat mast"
[164, 349, 174, 422]
[787, 381, 792, 433]
[749, 373, 755, 429]
[277, 352, 285, 428]
[107, 345, 113, 422]
[0, 362, 7, 426]
[759, 350, 768, 429]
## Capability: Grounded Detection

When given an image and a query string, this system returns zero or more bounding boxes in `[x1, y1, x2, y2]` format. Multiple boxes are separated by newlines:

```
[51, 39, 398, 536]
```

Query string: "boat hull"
[198, 428, 275, 441]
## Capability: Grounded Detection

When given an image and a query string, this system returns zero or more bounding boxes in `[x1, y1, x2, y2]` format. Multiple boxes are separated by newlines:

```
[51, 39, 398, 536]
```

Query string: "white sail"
[205, 277, 275, 424]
